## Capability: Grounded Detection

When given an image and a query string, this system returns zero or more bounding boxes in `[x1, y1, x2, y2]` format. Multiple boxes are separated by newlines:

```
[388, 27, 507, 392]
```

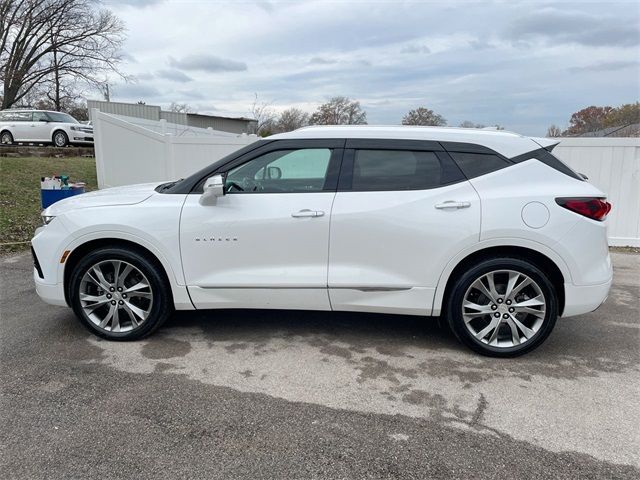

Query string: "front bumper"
[71, 136, 94, 143]
[32, 240, 67, 306]
[31, 219, 71, 307]
[34, 270, 67, 306]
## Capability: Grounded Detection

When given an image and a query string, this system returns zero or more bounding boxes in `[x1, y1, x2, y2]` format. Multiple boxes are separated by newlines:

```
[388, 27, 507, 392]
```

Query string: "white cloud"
[156, 69, 193, 83]
[106, 0, 640, 135]
[168, 55, 248, 73]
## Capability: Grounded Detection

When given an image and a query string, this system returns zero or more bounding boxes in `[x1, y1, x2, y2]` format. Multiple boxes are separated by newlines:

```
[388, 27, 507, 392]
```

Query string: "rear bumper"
[562, 276, 612, 317]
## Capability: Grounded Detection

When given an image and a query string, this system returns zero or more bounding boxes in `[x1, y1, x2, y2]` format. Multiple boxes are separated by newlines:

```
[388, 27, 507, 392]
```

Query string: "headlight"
[42, 215, 56, 225]
[70, 126, 78, 131]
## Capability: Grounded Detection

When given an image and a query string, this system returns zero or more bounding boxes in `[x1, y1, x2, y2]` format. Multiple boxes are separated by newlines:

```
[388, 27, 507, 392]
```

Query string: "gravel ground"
[1, 251, 638, 479]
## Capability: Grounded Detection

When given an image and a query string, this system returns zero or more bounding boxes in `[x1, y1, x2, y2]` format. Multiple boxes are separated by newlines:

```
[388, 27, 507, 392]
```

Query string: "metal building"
[87, 100, 257, 134]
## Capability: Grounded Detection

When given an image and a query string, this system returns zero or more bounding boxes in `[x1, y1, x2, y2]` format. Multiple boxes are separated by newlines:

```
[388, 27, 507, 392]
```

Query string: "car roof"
[269, 125, 547, 158]
[0, 109, 63, 114]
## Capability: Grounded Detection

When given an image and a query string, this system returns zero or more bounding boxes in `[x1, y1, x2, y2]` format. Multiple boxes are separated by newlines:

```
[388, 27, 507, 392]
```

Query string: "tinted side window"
[351, 149, 461, 191]
[226, 148, 331, 193]
[2, 111, 31, 121]
[449, 152, 510, 179]
[255, 149, 329, 180]
[353, 150, 436, 191]
[33, 112, 49, 122]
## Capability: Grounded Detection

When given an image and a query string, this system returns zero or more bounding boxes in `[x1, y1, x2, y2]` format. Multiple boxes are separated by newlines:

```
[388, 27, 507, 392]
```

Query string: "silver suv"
[0, 109, 93, 147]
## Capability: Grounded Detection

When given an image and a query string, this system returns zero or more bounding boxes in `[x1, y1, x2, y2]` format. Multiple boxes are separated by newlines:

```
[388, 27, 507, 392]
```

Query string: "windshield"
[46, 112, 78, 124]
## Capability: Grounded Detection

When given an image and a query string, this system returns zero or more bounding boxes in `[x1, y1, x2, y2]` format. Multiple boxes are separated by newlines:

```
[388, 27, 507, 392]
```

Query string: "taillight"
[555, 197, 612, 221]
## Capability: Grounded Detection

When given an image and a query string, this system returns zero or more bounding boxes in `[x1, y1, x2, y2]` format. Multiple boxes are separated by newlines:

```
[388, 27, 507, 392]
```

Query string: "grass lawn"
[0, 156, 97, 253]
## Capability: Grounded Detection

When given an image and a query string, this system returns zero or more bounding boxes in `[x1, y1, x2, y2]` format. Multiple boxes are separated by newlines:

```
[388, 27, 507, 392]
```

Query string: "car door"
[180, 139, 344, 310]
[328, 139, 481, 315]
[31, 111, 52, 142]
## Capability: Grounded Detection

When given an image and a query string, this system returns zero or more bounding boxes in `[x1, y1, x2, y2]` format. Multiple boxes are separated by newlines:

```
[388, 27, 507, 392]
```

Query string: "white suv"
[31, 126, 612, 356]
[0, 109, 93, 147]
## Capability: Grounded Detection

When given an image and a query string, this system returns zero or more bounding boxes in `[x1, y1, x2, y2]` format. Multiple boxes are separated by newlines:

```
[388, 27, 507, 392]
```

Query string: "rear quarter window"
[0, 111, 31, 121]
[449, 152, 511, 179]
[512, 149, 584, 181]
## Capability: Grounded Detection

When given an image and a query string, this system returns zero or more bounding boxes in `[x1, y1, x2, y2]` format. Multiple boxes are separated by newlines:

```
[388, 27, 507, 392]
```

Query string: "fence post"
[166, 133, 180, 181]
[92, 108, 107, 189]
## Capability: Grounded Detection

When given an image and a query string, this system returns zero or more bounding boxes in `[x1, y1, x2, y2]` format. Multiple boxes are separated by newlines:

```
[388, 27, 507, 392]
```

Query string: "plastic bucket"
[41, 186, 85, 209]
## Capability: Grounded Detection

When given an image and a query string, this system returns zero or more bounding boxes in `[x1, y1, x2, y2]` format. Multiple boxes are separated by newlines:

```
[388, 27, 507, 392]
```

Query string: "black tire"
[68, 247, 173, 340]
[52, 130, 68, 147]
[445, 256, 558, 357]
[0, 130, 13, 145]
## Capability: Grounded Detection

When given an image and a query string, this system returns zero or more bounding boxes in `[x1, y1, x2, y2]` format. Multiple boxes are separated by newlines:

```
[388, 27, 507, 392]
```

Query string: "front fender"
[47, 193, 192, 309]
[56, 229, 193, 310]
[58, 229, 183, 285]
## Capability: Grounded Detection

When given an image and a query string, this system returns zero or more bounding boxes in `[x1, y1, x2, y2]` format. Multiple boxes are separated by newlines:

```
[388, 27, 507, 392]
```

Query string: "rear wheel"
[446, 257, 558, 357]
[53, 130, 68, 147]
[0, 131, 13, 145]
[68, 247, 173, 340]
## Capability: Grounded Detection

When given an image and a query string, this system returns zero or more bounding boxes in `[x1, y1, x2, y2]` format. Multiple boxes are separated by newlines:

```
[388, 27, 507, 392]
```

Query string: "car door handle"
[291, 209, 325, 218]
[434, 201, 471, 210]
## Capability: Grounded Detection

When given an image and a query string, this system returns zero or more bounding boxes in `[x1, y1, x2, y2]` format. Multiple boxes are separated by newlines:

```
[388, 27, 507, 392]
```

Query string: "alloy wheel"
[79, 260, 153, 333]
[54, 132, 66, 146]
[462, 269, 546, 348]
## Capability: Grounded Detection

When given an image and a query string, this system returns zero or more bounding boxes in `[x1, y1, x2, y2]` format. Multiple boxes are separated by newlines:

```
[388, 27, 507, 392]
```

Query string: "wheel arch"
[52, 129, 68, 143]
[63, 238, 176, 307]
[434, 244, 567, 317]
[0, 129, 13, 141]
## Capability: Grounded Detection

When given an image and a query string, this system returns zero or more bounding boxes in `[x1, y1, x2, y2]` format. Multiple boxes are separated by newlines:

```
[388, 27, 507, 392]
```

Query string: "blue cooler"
[41, 185, 85, 209]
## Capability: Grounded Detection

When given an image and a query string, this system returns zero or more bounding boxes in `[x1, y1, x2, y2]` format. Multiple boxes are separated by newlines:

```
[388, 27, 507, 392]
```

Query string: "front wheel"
[68, 247, 173, 340]
[446, 257, 558, 357]
[53, 130, 68, 147]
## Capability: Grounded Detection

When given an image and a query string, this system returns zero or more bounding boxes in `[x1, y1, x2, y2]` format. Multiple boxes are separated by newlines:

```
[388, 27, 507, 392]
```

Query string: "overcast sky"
[102, 0, 640, 136]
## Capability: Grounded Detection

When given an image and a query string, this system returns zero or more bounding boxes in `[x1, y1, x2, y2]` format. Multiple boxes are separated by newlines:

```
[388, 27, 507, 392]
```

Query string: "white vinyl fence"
[554, 137, 640, 247]
[92, 110, 258, 189]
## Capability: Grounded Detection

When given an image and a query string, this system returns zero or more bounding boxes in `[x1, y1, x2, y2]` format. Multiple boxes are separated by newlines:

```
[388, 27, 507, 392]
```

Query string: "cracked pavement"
[1, 252, 638, 479]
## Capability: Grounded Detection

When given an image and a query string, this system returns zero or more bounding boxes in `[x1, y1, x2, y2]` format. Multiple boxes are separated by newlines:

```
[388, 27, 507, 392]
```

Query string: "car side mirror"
[199, 174, 225, 205]
[267, 166, 282, 179]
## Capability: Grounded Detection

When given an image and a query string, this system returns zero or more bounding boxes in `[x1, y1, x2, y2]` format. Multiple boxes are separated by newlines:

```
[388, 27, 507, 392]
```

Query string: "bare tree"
[249, 93, 276, 136]
[274, 107, 309, 133]
[1, 0, 127, 110]
[402, 107, 446, 126]
[168, 102, 194, 113]
[309, 96, 367, 125]
[546, 125, 563, 137]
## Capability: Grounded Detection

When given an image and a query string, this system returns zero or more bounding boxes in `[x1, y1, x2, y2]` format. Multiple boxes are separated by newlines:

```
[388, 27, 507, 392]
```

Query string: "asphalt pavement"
[1, 251, 638, 479]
